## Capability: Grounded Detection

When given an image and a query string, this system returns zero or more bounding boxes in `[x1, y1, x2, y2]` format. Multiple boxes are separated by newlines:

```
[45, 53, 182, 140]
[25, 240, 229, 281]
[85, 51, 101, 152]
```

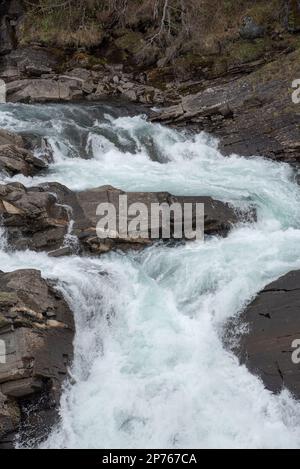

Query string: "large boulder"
[0, 46, 60, 79]
[74, 186, 245, 254]
[0, 269, 74, 447]
[0, 182, 252, 256]
[228, 270, 300, 400]
[6, 78, 83, 103]
[0, 183, 71, 252]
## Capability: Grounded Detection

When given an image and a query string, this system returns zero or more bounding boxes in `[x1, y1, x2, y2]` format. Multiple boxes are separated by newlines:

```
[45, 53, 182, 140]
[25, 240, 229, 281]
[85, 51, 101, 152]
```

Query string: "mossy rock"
[0, 291, 18, 305]
[172, 53, 214, 80]
[227, 39, 268, 65]
[114, 31, 145, 55]
[0, 314, 11, 329]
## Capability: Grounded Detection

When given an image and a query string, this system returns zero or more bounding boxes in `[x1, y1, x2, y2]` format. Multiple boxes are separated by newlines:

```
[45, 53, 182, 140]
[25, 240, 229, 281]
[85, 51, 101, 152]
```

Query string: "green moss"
[0, 291, 18, 304]
[115, 31, 145, 55]
[0, 314, 11, 329]
[227, 39, 268, 65]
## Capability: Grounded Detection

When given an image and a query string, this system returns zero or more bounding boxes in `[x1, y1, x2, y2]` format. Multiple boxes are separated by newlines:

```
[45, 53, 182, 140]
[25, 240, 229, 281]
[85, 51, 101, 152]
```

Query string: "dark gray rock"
[0, 269, 74, 447]
[0, 182, 254, 255]
[0, 182, 71, 252]
[228, 270, 300, 400]
[152, 49, 300, 164]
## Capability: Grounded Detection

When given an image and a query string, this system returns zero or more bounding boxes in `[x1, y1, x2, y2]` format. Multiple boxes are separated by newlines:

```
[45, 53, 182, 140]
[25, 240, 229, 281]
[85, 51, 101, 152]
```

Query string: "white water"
[1, 103, 300, 448]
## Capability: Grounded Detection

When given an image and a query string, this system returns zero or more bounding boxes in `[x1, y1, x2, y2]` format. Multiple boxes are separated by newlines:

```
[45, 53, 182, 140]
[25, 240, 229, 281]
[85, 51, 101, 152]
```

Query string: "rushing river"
[1, 102, 300, 449]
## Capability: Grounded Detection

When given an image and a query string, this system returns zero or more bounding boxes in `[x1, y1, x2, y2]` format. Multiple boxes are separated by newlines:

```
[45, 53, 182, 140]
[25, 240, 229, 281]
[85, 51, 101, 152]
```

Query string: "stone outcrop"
[1, 56, 167, 104]
[0, 145, 47, 176]
[0, 269, 74, 448]
[0, 182, 70, 253]
[228, 270, 300, 400]
[0, 129, 48, 176]
[0, 182, 253, 255]
[151, 49, 300, 164]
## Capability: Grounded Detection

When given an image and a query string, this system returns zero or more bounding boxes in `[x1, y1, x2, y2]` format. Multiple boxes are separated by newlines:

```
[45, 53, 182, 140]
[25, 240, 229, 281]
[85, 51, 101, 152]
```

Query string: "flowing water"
[1, 102, 300, 449]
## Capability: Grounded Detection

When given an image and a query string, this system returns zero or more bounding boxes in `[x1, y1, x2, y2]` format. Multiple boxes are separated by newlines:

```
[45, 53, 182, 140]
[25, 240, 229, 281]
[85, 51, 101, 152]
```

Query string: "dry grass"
[21, 0, 287, 49]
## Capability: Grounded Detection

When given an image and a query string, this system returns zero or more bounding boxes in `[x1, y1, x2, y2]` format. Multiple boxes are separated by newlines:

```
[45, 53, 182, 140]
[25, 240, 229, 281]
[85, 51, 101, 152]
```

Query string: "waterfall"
[0, 102, 300, 448]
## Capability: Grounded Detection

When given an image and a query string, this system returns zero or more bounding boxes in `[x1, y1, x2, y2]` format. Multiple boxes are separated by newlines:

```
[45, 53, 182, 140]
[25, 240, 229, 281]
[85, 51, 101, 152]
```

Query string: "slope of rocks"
[152, 49, 300, 164]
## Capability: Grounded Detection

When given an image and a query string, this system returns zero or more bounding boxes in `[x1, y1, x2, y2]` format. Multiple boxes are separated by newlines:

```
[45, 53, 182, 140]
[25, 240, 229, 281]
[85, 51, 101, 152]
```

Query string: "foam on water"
[0, 103, 300, 448]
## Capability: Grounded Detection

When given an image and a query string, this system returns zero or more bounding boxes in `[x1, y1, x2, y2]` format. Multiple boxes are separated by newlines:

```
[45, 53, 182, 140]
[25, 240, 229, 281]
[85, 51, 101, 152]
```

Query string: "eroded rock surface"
[0, 269, 74, 448]
[0, 182, 252, 255]
[152, 50, 300, 164]
[228, 270, 300, 400]
[0, 129, 47, 176]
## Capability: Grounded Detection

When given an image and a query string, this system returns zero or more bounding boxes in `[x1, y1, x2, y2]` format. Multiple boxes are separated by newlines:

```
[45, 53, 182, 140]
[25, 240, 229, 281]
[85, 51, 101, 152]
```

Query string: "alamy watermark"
[292, 339, 300, 365]
[0, 339, 6, 364]
[96, 195, 204, 241]
[292, 79, 300, 104]
[0, 79, 6, 104]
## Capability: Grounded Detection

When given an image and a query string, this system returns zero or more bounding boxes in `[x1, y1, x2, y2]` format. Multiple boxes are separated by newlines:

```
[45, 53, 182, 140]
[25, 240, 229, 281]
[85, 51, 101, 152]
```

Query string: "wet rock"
[0, 144, 47, 176]
[0, 182, 254, 255]
[0, 269, 74, 447]
[75, 186, 245, 254]
[0, 182, 71, 252]
[228, 270, 300, 400]
[0, 129, 23, 147]
[152, 49, 300, 164]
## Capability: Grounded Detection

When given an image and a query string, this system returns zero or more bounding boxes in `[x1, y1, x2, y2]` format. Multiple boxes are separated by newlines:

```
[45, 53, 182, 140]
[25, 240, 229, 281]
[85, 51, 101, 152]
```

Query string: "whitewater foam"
[0, 102, 300, 448]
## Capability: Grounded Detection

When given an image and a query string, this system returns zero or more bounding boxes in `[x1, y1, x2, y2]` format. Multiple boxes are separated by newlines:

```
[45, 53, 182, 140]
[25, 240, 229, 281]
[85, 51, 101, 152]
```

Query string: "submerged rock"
[228, 270, 300, 400]
[0, 183, 253, 255]
[0, 269, 74, 448]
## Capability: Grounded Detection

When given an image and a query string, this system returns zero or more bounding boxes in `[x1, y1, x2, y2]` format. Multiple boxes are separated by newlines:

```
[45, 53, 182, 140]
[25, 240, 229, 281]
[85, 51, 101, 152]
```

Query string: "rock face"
[0, 269, 74, 448]
[0, 182, 251, 255]
[0, 145, 47, 176]
[152, 50, 300, 164]
[0, 182, 70, 253]
[0, 129, 47, 176]
[229, 270, 300, 400]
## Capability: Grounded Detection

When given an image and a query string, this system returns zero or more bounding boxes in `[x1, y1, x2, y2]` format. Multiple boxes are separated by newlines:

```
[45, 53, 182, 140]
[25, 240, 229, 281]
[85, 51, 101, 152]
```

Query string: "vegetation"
[19, 0, 299, 79]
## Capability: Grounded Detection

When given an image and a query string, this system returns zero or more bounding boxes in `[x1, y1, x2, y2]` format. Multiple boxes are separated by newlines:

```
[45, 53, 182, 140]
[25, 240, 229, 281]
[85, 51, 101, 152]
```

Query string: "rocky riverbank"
[1, 1, 300, 164]
[0, 0, 300, 448]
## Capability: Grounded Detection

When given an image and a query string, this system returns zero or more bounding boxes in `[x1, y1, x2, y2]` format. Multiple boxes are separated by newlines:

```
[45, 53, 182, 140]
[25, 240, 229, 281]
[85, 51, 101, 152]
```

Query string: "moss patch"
[114, 31, 145, 55]
[227, 39, 269, 65]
